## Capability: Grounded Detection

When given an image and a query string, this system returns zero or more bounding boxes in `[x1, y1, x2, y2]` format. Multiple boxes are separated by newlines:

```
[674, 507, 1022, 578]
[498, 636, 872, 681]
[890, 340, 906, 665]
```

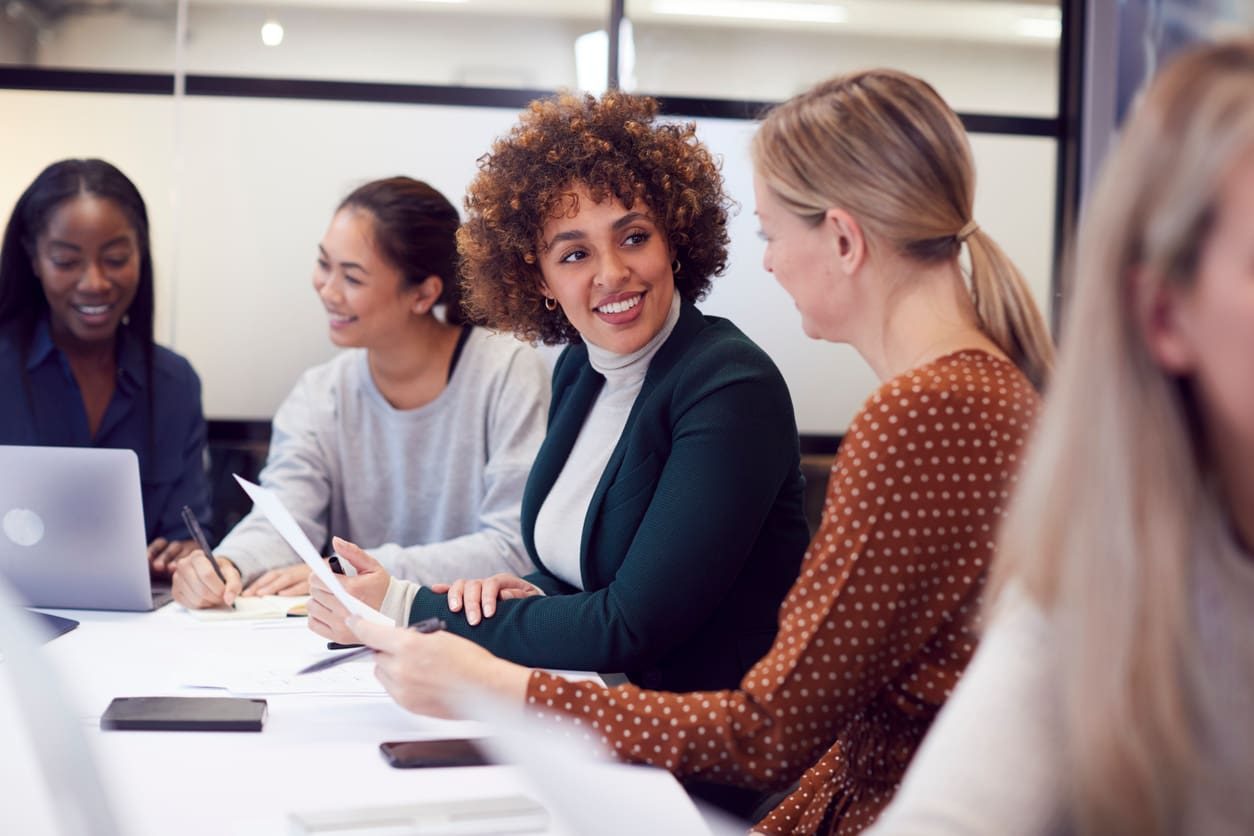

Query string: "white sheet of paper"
[233, 475, 392, 626]
[183, 657, 387, 696]
[458, 687, 741, 836]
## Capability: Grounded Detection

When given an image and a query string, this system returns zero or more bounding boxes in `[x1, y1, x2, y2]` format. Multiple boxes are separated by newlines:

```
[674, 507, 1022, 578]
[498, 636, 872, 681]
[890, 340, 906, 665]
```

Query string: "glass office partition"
[0, 0, 1070, 436]
[1, 0, 176, 72]
[624, 0, 1061, 116]
[1, 0, 606, 89]
[179, 0, 600, 88]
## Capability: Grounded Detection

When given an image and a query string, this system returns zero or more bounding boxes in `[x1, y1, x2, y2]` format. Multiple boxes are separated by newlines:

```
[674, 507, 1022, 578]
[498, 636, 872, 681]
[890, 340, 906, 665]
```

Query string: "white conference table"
[3, 604, 719, 836]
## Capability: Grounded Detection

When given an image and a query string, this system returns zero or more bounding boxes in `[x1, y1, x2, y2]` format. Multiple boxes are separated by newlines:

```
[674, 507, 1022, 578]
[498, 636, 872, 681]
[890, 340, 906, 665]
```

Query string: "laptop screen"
[0, 445, 154, 611]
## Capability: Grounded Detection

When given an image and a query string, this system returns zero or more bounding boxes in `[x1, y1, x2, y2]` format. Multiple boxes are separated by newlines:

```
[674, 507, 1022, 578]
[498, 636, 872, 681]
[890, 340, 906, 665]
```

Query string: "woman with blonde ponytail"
[751, 70, 1054, 391]
[331, 69, 1050, 835]
[870, 40, 1254, 836]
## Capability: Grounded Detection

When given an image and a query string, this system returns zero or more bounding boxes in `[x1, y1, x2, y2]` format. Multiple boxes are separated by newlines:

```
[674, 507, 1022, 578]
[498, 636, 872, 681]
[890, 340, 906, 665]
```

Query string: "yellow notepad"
[185, 595, 309, 621]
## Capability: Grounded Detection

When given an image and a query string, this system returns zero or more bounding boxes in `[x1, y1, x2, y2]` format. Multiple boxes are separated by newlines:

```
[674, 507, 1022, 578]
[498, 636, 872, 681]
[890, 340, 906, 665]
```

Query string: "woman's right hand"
[347, 616, 533, 718]
[307, 537, 394, 644]
[172, 551, 242, 609]
[429, 574, 543, 626]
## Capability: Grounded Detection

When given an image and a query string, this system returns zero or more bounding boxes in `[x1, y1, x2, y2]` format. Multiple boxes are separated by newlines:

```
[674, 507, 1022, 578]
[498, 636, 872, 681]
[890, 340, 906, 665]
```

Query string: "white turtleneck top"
[532, 291, 682, 590]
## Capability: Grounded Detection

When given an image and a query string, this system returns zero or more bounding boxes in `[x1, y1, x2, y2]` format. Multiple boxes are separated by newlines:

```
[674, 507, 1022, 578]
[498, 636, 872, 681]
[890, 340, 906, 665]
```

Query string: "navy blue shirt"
[0, 317, 212, 543]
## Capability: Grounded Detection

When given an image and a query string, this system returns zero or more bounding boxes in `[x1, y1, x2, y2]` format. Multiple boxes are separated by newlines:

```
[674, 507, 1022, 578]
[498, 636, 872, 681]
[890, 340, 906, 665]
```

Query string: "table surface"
[1, 604, 717, 836]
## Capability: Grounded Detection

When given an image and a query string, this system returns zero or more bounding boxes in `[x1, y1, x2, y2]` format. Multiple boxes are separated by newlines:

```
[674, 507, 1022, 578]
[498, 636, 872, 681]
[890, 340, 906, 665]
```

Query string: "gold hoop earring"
[671, 259, 681, 274]
[544, 296, 557, 312]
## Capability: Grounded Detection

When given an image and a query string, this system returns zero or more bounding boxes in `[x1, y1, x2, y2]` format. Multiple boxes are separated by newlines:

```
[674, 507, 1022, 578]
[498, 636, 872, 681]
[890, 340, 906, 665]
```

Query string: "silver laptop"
[0, 445, 156, 611]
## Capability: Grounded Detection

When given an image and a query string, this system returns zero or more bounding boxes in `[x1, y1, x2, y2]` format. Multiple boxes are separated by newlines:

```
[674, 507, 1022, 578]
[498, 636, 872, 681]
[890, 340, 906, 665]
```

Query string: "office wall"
[0, 87, 1054, 432]
[631, 25, 1058, 115]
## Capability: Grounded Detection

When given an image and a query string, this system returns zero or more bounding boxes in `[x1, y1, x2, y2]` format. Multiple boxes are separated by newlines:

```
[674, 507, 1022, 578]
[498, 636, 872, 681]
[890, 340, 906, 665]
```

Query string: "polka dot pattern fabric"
[527, 351, 1040, 834]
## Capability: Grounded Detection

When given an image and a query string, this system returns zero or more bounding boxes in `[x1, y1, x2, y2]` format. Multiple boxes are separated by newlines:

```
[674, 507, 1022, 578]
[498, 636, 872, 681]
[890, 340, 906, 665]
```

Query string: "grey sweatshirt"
[219, 328, 550, 587]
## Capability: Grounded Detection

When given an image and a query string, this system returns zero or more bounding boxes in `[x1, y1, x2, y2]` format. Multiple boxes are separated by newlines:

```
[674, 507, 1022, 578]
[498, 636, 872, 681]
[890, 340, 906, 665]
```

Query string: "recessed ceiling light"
[1015, 13, 1061, 40]
[260, 19, 284, 46]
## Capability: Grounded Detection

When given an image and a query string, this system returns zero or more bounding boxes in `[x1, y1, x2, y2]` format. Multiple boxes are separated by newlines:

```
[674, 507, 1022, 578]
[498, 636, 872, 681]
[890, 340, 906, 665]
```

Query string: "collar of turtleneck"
[585, 290, 682, 386]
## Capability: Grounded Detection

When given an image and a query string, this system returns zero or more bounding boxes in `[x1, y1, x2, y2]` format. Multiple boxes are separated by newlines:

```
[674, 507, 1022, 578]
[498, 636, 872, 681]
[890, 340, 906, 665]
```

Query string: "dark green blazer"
[409, 301, 809, 692]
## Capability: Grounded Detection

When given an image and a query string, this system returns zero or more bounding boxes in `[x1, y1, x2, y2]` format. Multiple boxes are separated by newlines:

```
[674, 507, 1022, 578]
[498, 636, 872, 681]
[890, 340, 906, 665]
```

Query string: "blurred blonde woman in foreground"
[870, 39, 1254, 836]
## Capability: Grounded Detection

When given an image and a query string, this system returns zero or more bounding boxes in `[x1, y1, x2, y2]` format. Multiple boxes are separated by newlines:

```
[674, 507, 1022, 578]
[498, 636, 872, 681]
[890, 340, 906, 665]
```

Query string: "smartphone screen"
[378, 738, 490, 769]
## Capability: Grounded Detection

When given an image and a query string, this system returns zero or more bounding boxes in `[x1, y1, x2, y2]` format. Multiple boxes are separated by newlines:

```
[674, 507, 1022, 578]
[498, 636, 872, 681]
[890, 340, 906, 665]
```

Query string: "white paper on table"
[233, 475, 392, 626]
[458, 687, 743, 836]
[183, 656, 387, 696]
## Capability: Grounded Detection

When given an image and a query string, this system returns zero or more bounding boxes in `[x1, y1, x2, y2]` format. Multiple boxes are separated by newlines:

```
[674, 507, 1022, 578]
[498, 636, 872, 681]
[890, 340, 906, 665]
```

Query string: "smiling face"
[753, 173, 846, 341]
[32, 193, 141, 349]
[537, 185, 675, 354]
[312, 208, 426, 350]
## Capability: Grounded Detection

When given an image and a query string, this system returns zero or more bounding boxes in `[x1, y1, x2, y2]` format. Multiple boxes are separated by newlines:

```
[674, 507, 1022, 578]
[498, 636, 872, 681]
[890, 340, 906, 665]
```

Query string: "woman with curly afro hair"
[308, 90, 810, 718]
[328, 70, 1052, 834]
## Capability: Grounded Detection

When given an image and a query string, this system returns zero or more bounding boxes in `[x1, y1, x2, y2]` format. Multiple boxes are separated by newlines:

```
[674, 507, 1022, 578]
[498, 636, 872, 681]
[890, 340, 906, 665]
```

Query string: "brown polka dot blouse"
[527, 351, 1041, 834]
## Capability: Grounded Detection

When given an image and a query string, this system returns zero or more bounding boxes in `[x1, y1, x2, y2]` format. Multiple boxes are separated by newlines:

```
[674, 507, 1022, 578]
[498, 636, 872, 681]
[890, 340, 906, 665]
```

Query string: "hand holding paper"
[307, 537, 396, 643]
[233, 475, 392, 626]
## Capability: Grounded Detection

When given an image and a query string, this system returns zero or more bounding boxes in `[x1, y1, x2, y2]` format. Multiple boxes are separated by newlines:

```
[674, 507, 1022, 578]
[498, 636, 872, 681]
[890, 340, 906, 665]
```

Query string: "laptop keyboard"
[150, 580, 174, 610]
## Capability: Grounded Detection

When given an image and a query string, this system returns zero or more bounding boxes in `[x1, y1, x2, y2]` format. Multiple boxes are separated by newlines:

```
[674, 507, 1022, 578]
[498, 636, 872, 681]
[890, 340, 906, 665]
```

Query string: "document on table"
[460, 688, 743, 835]
[233, 475, 391, 626]
[185, 596, 309, 622]
[183, 655, 386, 696]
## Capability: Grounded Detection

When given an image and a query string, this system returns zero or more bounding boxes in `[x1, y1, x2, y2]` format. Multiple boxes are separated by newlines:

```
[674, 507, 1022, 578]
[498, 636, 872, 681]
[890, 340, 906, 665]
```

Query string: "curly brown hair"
[457, 90, 732, 344]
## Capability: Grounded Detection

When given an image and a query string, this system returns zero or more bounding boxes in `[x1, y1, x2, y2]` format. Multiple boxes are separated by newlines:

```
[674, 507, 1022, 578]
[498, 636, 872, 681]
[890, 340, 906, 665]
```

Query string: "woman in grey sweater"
[173, 178, 549, 608]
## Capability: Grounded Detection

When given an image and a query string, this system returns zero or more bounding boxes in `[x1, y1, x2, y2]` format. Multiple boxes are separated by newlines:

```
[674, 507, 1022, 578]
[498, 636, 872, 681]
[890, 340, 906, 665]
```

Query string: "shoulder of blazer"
[547, 342, 591, 418]
[551, 341, 588, 391]
[646, 303, 785, 405]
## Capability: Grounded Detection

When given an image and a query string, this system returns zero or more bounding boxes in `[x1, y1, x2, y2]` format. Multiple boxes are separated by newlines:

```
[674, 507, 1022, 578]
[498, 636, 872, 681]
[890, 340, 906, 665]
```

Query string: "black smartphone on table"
[378, 738, 490, 768]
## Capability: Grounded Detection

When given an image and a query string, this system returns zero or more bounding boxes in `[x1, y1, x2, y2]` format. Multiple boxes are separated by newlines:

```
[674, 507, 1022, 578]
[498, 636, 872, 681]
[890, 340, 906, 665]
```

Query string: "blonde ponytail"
[752, 69, 1053, 389]
[966, 228, 1054, 389]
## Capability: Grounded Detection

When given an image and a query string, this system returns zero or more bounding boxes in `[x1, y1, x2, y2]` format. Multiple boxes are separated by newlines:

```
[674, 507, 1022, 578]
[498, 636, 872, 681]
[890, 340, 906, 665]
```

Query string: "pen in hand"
[297, 617, 446, 675]
[325, 555, 361, 649]
[180, 505, 235, 610]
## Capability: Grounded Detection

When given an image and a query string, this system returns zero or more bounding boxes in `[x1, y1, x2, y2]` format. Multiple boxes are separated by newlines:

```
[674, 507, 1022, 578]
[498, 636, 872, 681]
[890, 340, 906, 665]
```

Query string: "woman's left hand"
[429, 574, 543, 625]
[243, 564, 312, 597]
[308, 536, 393, 643]
[348, 616, 532, 718]
[148, 537, 196, 577]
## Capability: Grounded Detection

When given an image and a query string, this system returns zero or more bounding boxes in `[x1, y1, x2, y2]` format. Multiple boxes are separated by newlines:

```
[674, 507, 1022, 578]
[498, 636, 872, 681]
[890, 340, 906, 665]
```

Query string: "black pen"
[180, 505, 235, 610]
[297, 617, 446, 675]
[325, 555, 359, 649]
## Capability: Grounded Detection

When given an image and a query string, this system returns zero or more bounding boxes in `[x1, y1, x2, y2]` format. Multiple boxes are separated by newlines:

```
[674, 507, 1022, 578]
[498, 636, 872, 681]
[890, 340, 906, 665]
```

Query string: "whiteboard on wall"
[0, 89, 1055, 434]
